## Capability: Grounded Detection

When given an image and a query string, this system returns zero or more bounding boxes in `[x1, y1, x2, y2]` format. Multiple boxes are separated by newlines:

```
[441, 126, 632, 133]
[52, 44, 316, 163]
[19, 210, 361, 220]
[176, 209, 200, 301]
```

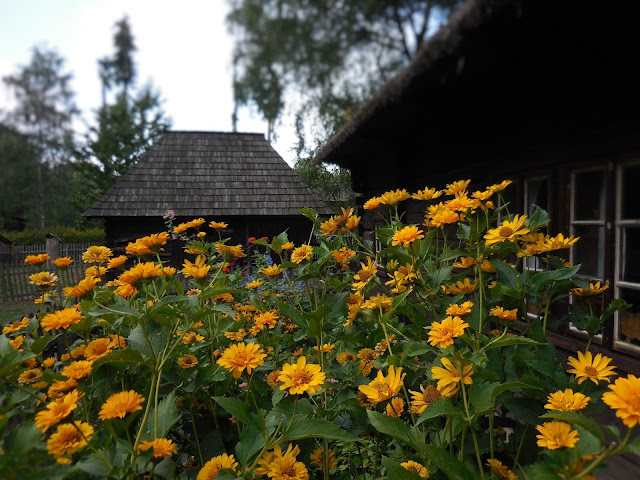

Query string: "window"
[524, 177, 549, 272]
[615, 162, 640, 352]
[570, 169, 606, 279]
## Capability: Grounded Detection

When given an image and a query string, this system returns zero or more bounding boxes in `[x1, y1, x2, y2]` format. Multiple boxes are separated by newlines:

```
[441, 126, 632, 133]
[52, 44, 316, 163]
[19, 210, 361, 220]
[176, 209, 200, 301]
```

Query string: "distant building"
[315, 0, 640, 370]
[85, 131, 331, 262]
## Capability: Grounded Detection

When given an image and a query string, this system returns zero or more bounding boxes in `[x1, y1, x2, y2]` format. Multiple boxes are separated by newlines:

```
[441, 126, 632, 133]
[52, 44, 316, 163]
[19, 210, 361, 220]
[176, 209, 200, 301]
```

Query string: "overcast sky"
[0, 0, 297, 164]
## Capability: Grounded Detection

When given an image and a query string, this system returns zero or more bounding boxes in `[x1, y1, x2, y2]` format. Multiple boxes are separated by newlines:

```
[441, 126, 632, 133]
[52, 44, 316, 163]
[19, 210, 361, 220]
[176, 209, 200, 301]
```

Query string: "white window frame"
[614, 160, 640, 354]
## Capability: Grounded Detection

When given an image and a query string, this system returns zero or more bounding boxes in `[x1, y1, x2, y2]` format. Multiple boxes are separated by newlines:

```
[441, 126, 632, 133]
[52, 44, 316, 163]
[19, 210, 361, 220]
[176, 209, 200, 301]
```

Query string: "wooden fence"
[0, 240, 98, 303]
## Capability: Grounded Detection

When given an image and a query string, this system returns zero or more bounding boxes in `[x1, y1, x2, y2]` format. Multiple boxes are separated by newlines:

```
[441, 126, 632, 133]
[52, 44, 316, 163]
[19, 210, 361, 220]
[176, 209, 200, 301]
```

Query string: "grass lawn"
[0, 300, 36, 324]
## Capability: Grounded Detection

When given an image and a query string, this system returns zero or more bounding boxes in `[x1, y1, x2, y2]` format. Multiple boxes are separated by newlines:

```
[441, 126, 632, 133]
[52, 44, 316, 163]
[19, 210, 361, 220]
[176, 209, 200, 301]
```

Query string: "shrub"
[1, 226, 105, 245]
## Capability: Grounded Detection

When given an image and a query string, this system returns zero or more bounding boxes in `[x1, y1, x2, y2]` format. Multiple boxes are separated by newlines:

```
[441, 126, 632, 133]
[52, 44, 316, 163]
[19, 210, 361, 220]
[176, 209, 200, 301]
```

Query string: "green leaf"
[527, 205, 550, 229]
[402, 342, 432, 358]
[416, 398, 461, 425]
[412, 443, 476, 480]
[602, 298, 631, 320]
[91, 348, 146, 370]
[367, 410, 418, 445]
[381, 457, 424, 479]
[29, 334, 54, 355]
[75, 453, 112, 476]
[484, 334, 541, 351]
[529, 265, 580, 289]
[427, 266, 452, 285]
[213, 396, 265, 434]
[490, 260, 519, 289]
[438, 249, 467, 263]
[281, 417, 358, 442]
[4, 422, 43, 455]
[141, 391, 181, 439]
[236, 428, 265, 468]
[272, 387, 286, 407]
[540, 411, 604, 443]
[625, 435, 640, 457]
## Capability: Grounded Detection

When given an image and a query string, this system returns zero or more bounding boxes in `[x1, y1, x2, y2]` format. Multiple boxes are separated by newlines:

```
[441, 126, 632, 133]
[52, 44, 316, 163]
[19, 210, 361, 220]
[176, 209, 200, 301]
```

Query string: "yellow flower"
[380, 188, 411, 205]
[484, 215, 530, 246]
[119, 262, 163, 284]
[246, 279, 263, 288]
[2, 317, 30, 334]
[320, 216, 341, 236]
[61, 361, 93, 380]
[187, 288, 201, 296]
[197, 453, 238, 480]
[84, 338, 112, 362]
[542, 233, 579, 251]
[446, 302, 474, 316]
[291, 244, 313, 263]
[209, 220, 228, 229]
[35, 390, 81, 432]
[260, 264, 284, 276]
[310, 447, 338, 470]
[446, 278, 478, 295]
[9, 335, 25, 350]
[29, 271, 59, 287]
[427, 208, 460, 228]
[336, 352, 355, 364]
[360, 293, 393, 312]
[99, 390, 145, 420]
[332, 247, 356, 267]
[452, 256, 476, 269]
[281, 241, 294, 250]
[178, 355, 198, 369]
[46, 421, 93, 458]
[107, 255, 128, 269]
[488, 180, 512, 193]
[24, 253, 50, 265]
[82, 246, 113, 264]
[352, 257, 377, 291]
[358, 366, 405, 404]
[114, 282, 137, 299]
[18, 368, 43, 385]
[431, 357, 473, 396]
[545, 389, 590, 412]
[392, 225, 425, 248]
[446, 192, 476, 212]
[428, 316, 469, 348]
[182, 255, 211, 279]
[217, 342, 266, 378]
[409, 384, 442, 414]
[63, 276, 101, 298]
[40, 308, 84, 332]
[269, 444, 309, 480]
[386, 397, 405, 417]
[47, 378, 78, 399]
[138, 438, 177, 458]
[363, 196, 382, 210]
[401, 460, 430, 478]
[490, 306, 518, 321]
[487, 459, 517, 480]
[572, 281, 608, 296]
[412, 187, 442, 201]
[536, 421, 579, 449]
[567, 350, 616, 385]
[444, 179, 471, 195]
[43, 357, 56, 368]
[52, 257, 73, 268]
[225, 329, 247, 341]
[85, 266, 107, 278]
[278, 356, 325, 395]
[267, 369, 282, 387]
[602, 374, 640, 428]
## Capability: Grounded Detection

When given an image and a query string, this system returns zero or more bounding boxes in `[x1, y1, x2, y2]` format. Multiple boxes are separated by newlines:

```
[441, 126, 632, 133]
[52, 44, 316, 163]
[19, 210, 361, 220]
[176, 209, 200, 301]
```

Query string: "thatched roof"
[84, 131, 332, 218]
[315, 0, 640, 170]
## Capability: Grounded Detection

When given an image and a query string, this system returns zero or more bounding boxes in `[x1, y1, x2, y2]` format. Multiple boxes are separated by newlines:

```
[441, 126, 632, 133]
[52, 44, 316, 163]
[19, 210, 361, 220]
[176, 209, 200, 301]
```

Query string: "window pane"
[526, 178, 548, 215]
[572, 225, 604, 278]
[573, 170, 605, 221]
[617, 288, 640, 348]
[621, 227, 640, 283]
[621, 164, 640, 220]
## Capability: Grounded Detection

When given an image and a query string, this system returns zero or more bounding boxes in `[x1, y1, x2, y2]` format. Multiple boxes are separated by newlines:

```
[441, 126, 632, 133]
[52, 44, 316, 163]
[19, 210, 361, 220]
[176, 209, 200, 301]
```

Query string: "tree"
[294, 157, 354, 211]
[228, 0, 462, 154]
[2, 46, 79, 227]
[82, 17, 171, 202]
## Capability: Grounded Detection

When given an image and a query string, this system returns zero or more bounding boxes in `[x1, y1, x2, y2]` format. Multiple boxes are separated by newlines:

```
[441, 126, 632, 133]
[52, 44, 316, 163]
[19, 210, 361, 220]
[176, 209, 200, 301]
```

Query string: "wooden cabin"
[84, 131, 332, 261]
[314, 0, 640, 371]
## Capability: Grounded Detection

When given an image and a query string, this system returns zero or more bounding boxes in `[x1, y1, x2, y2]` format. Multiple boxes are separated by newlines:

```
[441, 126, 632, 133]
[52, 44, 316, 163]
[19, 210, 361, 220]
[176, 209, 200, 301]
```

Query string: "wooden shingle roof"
[84, 131, 332, 217]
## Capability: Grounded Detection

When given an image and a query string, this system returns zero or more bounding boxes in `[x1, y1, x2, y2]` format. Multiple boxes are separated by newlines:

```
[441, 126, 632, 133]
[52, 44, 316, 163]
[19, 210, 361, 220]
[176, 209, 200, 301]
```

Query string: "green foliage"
[228, 0, 462, 151]
[294, 157, 354, 211]
[0, 226, 105, 244]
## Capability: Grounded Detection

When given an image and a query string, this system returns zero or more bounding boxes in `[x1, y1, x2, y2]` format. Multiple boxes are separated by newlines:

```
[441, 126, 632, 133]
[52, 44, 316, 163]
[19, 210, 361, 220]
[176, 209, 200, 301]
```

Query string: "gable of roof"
[84, 131, 332, 217]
